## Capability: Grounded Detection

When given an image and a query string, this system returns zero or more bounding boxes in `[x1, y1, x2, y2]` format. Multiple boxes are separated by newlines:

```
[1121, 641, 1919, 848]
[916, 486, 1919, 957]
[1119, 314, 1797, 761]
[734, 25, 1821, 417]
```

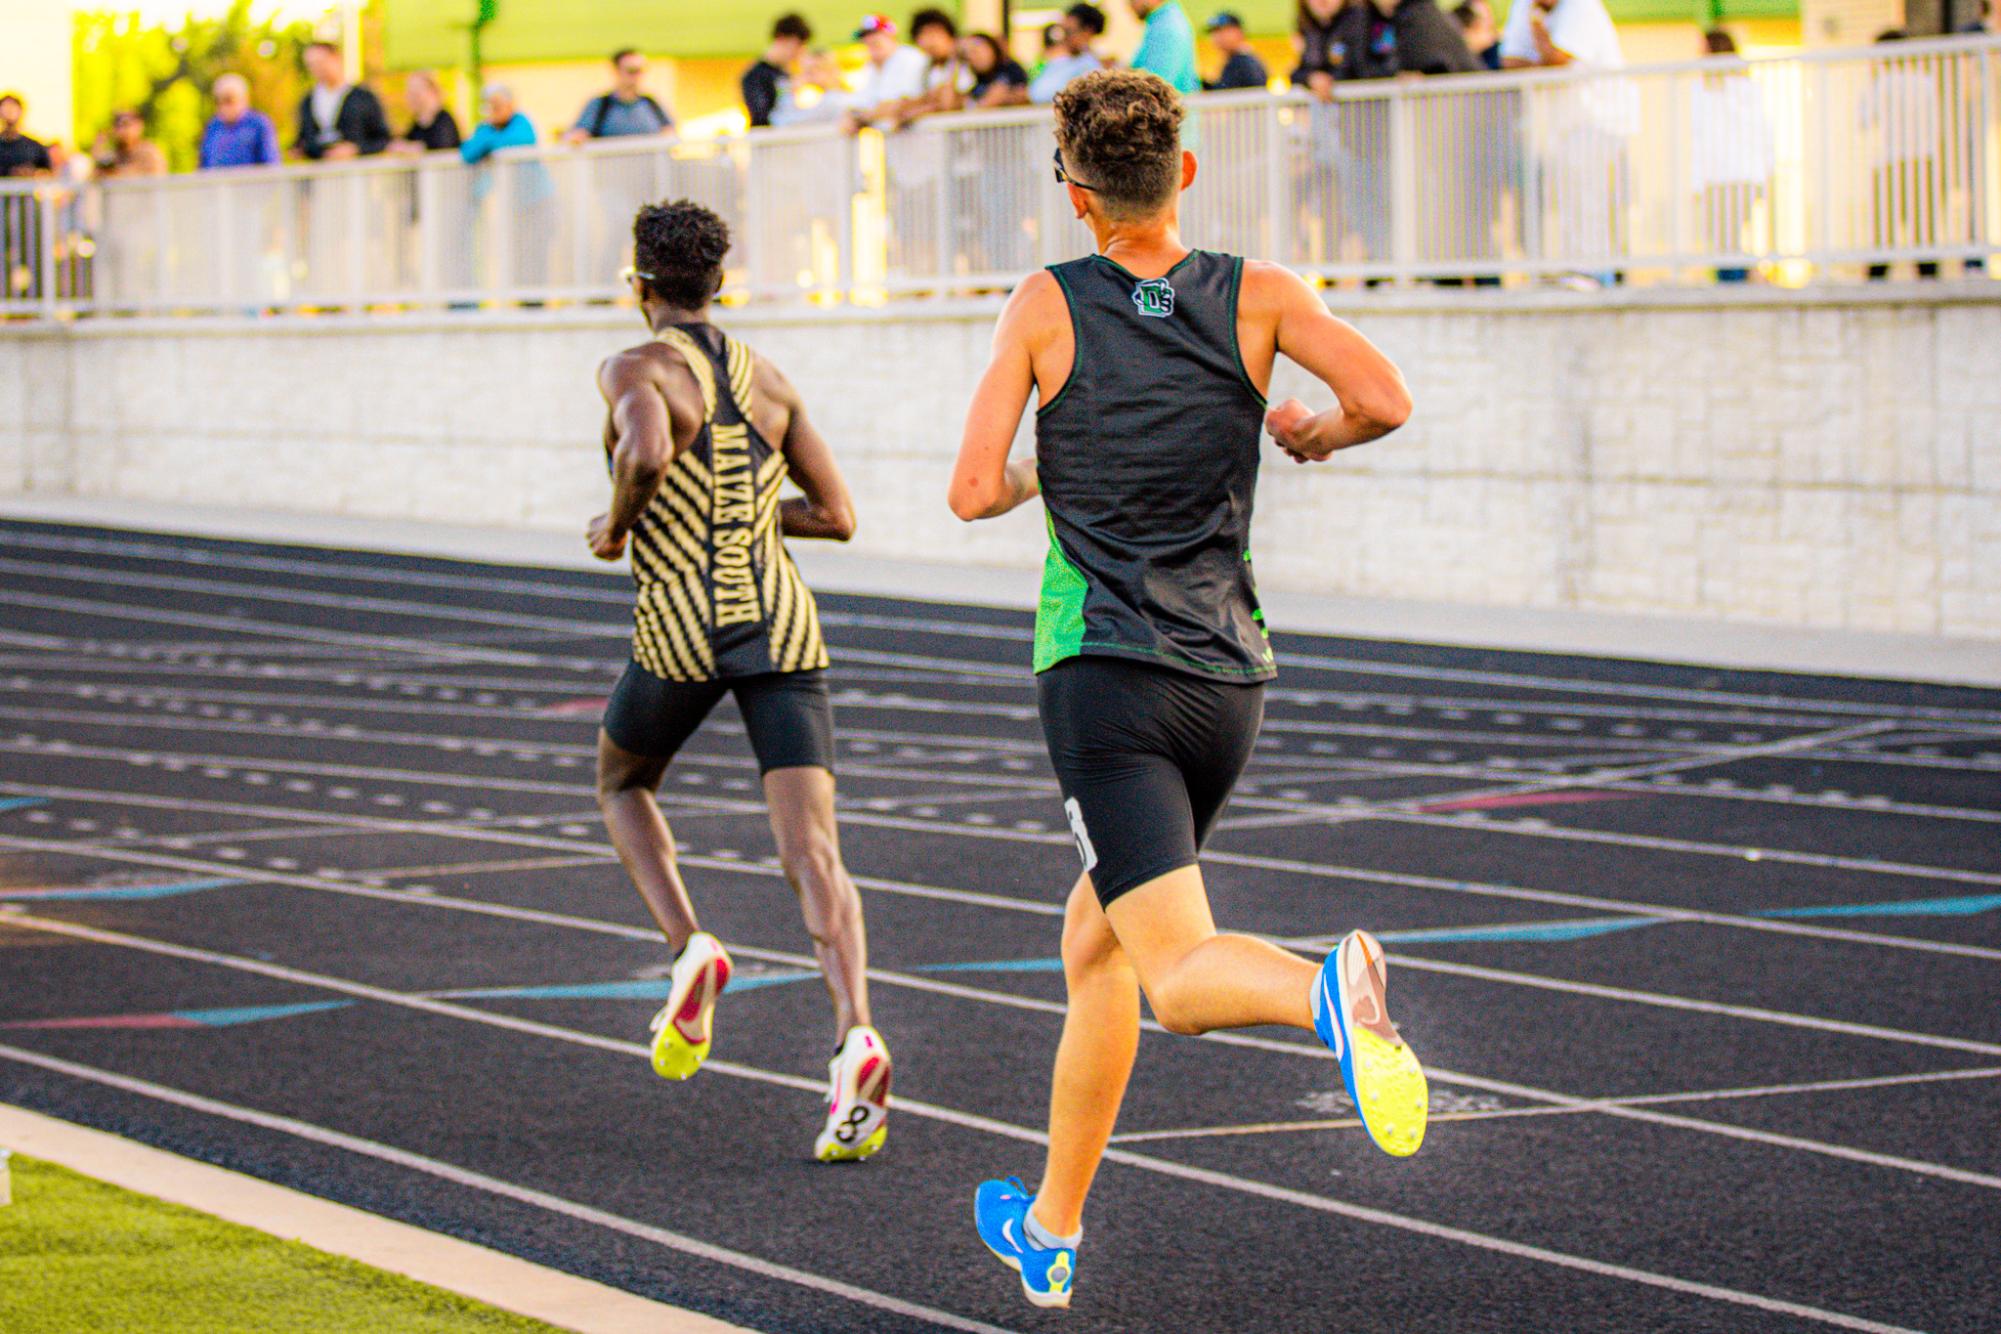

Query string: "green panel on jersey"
[1034, 513, 1089, 673]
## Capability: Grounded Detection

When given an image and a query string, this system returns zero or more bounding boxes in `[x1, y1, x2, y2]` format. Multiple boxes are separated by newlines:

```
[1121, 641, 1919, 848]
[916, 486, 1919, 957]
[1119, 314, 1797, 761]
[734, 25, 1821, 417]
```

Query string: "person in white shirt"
[845, 14, 933, 132]
[1690, 29, 1773, 282]
[1501, 0, 1630, 284]
[1499, 0, 1622, 69]
[1857, 30, 1942, 279]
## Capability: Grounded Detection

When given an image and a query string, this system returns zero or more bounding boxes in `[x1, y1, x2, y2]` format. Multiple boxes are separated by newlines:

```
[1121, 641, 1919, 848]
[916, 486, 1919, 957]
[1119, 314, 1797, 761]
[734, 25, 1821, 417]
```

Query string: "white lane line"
[0, 916, 1934, 1334]
[1217, 719, 1899, 835]
[1600, 777, 2001, 826]
[0, 588, 561, 668]
[1093, 1145, 1925, 1334]
[1383, 953, 2001, 1057]
[1358, 809, 2001, 890]
[6, 828, 2000, 1202]
[12, 771, 2001, 972]
[1112, 1064, 2001, 1162]
[5, 525, 1994, 728]
[0, 1043, 1021, 1334]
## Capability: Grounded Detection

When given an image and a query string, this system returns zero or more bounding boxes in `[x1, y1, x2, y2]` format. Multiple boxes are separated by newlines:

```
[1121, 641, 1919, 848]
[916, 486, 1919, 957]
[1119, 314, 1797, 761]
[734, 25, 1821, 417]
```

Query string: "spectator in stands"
[296, 41, 390, 160]
[94, 109, 167, 178]
[744, 14, 814, 129]
[1454, 0, 1503, 70]
[1860, 30, 1940, 280]
[845, 15, 931, 131]
[1691, 29, 1771, 283]
[462, 84, 553, 290]
[390, 71, 463, 153]
[1329, 0, 1480, 79]
[900, 8, 975, 123]
[0, 94, 54, 177]
[1205, 13, 1270, 89]
[1961, 0, 1995, 32]
[1292, 0, 1346, 99]
[1500, 0, 1622, 69]
[1036, 22, 1069, 76]
[1031, 4, 1109, 103]
[772, 49, 858, 126]
[965, 32, 1031, 107]
[565, 50, 673, 145]
[1131, 0, 1202, 94]
[200, 75, 281, 169]
[462, 83, 540, 174]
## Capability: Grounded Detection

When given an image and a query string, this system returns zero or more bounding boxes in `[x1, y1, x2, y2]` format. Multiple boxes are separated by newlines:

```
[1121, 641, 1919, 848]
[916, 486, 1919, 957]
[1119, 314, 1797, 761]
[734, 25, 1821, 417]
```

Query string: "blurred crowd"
[3, 0, 1996, 304]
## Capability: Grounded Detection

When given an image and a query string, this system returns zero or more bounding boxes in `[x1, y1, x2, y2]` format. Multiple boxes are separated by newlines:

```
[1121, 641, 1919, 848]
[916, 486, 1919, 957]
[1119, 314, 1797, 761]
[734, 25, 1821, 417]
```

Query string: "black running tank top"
[1033, 251, 1274, 682]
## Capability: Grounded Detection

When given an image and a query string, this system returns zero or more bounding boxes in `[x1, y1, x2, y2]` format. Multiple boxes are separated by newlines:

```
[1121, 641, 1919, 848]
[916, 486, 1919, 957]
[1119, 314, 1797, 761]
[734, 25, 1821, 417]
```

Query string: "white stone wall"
[3, 288, 1997, 639]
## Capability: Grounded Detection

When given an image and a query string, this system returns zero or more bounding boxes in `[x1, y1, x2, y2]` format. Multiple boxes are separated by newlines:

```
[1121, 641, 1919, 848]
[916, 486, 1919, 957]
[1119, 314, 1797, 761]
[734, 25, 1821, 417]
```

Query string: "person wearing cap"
[1129, 0, 1202, 96]
[1203, 12, 1269, 89]
[845, 14, 933, 131]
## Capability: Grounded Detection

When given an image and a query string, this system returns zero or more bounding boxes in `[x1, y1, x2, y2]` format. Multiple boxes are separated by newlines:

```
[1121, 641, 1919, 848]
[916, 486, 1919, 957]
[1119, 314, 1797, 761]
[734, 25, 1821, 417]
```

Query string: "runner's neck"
[1093, 218, 1190, 281]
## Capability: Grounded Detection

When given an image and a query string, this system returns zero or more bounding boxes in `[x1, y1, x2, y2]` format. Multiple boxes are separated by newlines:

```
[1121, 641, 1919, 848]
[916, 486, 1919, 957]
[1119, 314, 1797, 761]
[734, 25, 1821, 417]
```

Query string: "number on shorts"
[1064, 798, 1098, 873]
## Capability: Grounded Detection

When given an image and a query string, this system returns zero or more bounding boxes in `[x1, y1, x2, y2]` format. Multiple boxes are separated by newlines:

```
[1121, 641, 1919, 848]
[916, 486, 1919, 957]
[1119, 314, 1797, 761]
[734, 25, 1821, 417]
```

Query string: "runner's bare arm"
[948, 274, 1051, 521]
[1252, 263, 1411, 464]
[772, 366, 857, 542]
[588, 350, 675, 561]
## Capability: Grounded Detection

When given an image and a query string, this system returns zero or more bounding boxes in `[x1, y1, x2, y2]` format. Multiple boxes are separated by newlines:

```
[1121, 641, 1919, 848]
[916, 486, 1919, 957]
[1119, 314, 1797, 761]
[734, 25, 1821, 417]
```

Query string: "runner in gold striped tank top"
[587, 200, 893, 1163]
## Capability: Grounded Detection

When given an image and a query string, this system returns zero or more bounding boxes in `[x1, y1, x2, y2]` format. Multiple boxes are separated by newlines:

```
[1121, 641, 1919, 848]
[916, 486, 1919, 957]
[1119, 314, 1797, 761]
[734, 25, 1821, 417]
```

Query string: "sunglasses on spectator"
[1052, 147, 1100, 192]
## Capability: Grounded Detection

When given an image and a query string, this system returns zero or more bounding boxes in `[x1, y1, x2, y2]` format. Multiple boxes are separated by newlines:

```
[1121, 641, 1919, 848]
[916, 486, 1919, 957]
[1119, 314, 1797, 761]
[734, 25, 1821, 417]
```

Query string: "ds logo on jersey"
[1131, 279, 1176, 319]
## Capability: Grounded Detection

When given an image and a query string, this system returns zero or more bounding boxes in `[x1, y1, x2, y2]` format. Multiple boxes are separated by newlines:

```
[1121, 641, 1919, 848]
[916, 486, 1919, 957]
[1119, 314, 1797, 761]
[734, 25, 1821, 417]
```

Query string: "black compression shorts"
[1037, 655, 1265, 909]
[602, 663, 836, 774]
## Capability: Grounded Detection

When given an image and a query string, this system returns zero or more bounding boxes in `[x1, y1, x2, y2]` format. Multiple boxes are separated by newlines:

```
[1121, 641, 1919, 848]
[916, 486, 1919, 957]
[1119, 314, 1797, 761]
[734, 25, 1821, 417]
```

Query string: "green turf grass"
[0, 1155, 565, 1333]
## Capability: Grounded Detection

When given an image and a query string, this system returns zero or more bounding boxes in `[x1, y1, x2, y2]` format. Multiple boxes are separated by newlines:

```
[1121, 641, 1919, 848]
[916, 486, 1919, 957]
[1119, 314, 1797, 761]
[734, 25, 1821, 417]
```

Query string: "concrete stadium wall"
[3, 286, 1998, 641]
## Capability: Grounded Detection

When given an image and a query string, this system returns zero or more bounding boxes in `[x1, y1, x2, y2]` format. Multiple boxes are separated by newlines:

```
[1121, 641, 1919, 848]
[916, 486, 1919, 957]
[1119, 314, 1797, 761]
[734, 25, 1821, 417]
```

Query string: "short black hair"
[1874, 27, 1907, 41]
[772, 13, 813, 41]
[633, 199, 731, 309]
[911, 7, 957, 38]
[1066, 3, 1108, 35]
[611, 48, 640, 65]
[1702, 27, 1737, 54]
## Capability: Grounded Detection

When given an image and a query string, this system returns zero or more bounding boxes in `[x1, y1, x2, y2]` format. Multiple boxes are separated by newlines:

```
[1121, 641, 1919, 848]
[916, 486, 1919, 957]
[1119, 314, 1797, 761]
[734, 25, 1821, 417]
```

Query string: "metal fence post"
[1388, 88, 1418, 285]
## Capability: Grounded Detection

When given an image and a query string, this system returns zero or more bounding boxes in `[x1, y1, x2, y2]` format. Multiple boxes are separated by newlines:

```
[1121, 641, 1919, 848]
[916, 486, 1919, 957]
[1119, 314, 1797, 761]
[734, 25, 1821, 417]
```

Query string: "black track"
[1, 519, 1997, 1334]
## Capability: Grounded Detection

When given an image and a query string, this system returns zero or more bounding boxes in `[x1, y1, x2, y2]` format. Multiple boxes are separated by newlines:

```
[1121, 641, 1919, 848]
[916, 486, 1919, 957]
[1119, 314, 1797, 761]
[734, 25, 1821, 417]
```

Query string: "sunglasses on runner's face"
[619, 265, 657, 285]
[1052, 146, 1098, 191]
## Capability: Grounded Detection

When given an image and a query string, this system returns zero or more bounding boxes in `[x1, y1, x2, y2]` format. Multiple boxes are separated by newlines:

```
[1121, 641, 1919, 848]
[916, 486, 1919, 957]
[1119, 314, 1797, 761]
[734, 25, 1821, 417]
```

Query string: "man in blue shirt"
[1130, 0, 1201, 94]
[564, 49, 673, 145]
[199, 74, 280, 169]
[1030, 4, 1108, 103]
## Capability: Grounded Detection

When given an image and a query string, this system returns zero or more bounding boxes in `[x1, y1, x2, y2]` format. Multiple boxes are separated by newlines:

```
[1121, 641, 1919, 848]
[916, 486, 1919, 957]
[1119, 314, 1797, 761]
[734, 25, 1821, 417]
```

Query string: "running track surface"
[2, 519, 1998, 1334]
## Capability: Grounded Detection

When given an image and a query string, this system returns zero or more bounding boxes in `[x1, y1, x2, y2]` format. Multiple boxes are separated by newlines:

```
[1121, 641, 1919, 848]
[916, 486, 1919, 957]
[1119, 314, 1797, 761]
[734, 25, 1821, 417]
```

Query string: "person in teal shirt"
[1129, 0, 1201, 94]
[460, 83, 555, 291]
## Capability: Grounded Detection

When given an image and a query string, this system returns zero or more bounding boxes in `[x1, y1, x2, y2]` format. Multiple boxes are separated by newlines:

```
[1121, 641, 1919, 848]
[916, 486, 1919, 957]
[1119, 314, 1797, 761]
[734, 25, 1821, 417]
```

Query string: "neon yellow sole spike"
[1350, 1026, 1429, 1158]
[651, 1028, 710, 1082]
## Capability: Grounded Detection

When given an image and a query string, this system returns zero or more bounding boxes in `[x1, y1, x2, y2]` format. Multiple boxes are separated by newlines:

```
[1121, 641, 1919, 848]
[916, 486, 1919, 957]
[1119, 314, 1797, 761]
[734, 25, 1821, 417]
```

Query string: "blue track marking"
[0, 878, 241, 902]
[0, 798, 50, 813]
[1759, 893, 2001, 920]
[177, 1001, 354, 1027]
[1377, 918, 1662, 945]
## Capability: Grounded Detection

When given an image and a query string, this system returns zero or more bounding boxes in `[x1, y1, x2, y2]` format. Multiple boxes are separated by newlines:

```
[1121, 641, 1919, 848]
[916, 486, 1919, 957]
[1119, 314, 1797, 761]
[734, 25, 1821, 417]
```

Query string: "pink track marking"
[540, 697, 610, 716]
[1418, 790, 1638, 814]
[1, 1013, 203, 1030]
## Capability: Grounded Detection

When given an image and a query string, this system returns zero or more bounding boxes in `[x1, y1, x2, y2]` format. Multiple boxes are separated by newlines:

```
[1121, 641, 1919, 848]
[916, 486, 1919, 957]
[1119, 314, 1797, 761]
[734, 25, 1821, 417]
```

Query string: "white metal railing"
[2, 33, 1995, 320]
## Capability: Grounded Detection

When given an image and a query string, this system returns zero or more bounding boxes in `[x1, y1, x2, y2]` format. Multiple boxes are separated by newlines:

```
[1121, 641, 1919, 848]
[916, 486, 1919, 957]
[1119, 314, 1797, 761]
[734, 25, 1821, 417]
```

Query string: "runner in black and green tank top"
[949, 70, 1432, 1310]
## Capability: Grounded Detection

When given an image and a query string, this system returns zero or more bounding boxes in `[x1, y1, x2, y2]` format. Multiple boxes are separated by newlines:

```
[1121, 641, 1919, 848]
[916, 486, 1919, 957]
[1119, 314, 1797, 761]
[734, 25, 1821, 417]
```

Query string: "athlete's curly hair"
[632, 199, 731, 309]
[1053, 70, 1185, 222]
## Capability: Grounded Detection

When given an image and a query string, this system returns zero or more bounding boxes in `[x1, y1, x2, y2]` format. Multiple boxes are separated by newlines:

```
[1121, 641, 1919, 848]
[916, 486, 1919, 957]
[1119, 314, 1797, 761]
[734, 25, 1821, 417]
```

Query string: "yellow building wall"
[0, 1, 77, 149]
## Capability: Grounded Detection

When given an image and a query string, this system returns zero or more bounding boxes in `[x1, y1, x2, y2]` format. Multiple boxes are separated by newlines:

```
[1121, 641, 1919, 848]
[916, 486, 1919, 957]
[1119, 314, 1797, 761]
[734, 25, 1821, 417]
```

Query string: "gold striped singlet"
[619, 322, 828, 682]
